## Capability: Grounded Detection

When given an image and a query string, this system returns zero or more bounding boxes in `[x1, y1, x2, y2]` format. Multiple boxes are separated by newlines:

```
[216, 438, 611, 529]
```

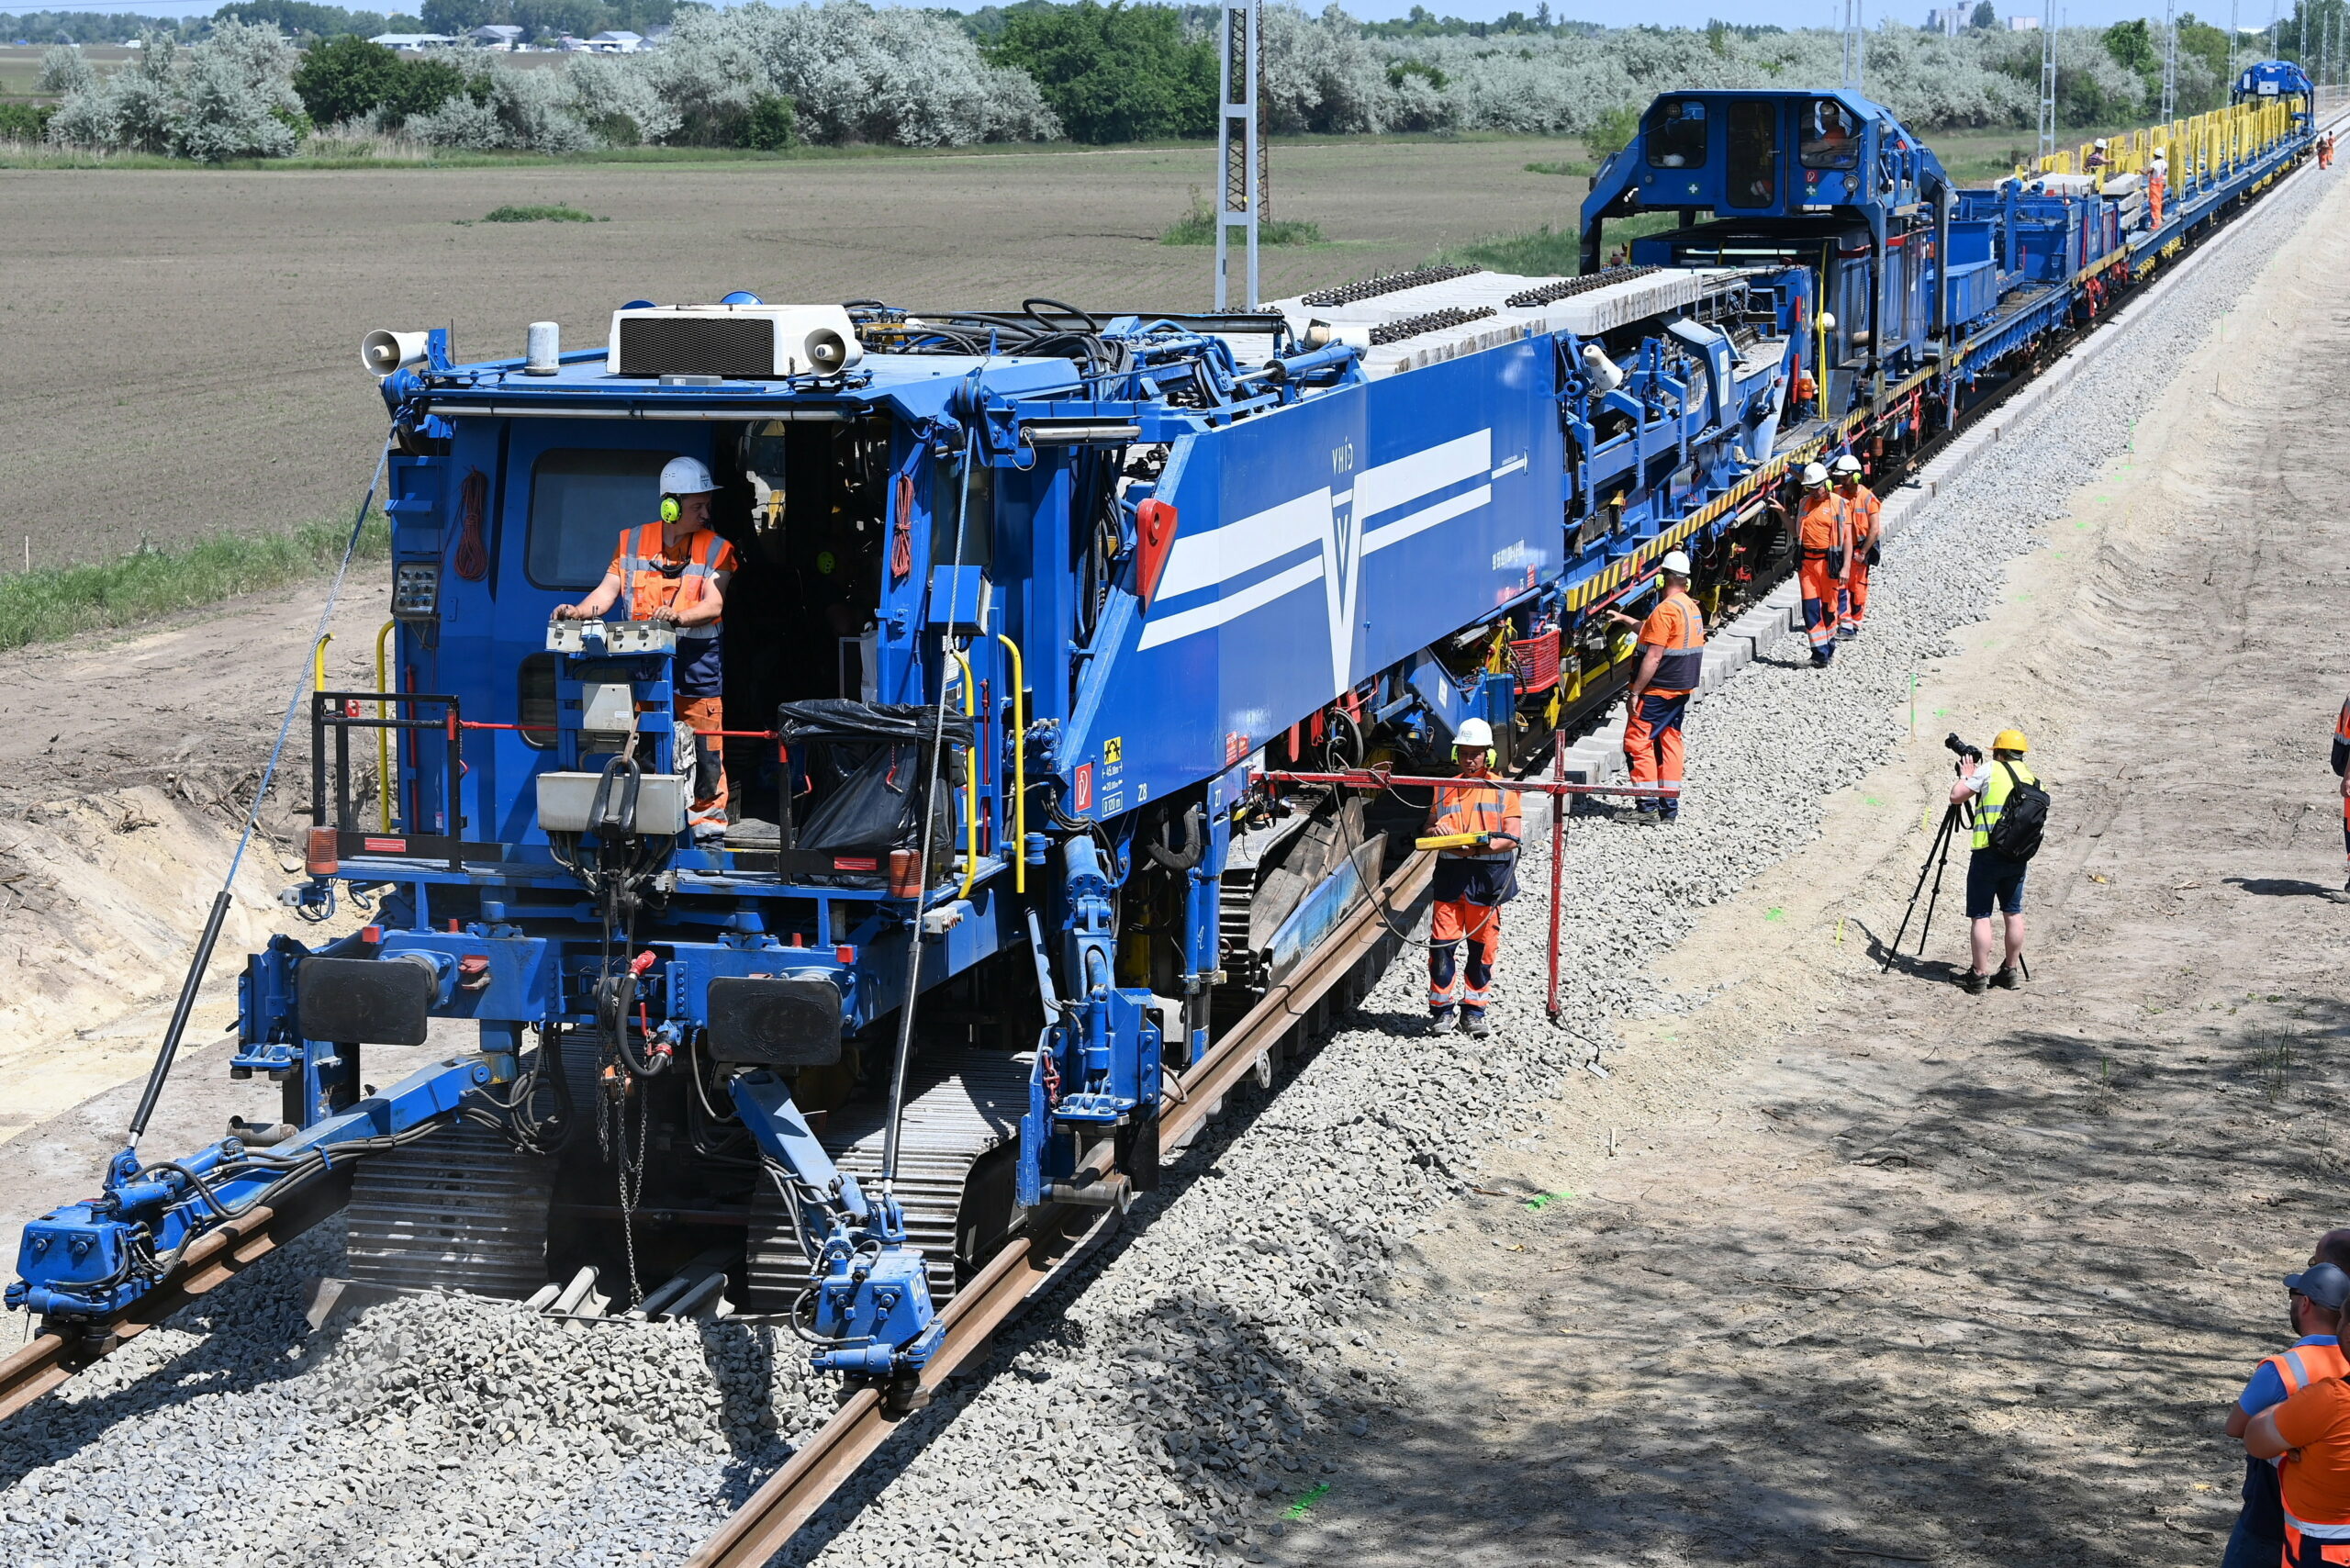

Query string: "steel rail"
[0, 1202, 290, 1423]
[687, 848, 1437, 1568]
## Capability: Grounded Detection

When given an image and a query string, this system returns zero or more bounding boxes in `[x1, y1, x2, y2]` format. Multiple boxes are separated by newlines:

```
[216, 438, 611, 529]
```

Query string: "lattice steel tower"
[2039, 0, 2059, 158]
[1214, 0, 1263, 312]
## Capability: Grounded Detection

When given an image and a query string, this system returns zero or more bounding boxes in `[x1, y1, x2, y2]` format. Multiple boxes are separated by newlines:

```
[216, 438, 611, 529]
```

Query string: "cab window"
[525, 448, 669, 589]
[1724, 99, 1778, 207]
[1645, 99, 1707, 169]
[1799, 97, 1862, 170]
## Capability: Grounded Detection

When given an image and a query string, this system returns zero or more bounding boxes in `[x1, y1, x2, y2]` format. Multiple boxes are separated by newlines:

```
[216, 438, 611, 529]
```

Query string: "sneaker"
[1957, 969, 1989, 995]
[1837, 626, 1859, 641]
[1810, 651, 1834, 668]
[690, 821, 726, 846]
[1427, 1011, 1457, 1036]
[1463, 1011, 1493, 1039]
[1992, 966, 2022, 990]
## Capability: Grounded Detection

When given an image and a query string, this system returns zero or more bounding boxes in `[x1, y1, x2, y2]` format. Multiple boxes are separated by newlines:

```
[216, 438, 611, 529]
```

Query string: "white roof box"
[608, 302, 863, 380]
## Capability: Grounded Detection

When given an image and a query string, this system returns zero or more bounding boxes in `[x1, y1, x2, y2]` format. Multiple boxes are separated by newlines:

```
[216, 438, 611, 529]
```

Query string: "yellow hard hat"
[1992, 728, 2030, 753]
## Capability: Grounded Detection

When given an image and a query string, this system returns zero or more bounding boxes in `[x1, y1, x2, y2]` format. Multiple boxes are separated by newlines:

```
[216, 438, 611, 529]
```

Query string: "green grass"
[1160, 187, 1323, 246]
[0, 515, 388, 654]
[479, 202, 605, 223]
[1524, 158, 1595, 176]
[1428, 212, 1686, 275]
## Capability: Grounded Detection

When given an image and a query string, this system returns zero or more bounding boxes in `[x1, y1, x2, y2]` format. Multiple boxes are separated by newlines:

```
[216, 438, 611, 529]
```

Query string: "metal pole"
[2163, 0, 2178, 122]
[1544, 741, 1566, 1024]
[1842, 0, 1865, 92]
[2040, 0, 2059, 159]
[1214, 0, 1262, 311]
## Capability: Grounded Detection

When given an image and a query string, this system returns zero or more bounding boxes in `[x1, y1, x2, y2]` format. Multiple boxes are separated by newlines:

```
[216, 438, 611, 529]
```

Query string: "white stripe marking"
[1356, 430, 1491, 521]
[1490, 454, 1528, 480]
[1152, 488, 1328, 601]
[1363, 486, 1493, 555]
[1136, 556, 1326, 650]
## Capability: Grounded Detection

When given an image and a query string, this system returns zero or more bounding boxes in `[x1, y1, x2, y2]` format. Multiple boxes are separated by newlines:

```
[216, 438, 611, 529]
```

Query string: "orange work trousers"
[1428, 898, 1500, 1014]
[1622, 692, 1690, 820]
[1799, 559, 1841, 664]
[1841, 558, 1871, 635]
[2286, 1521, 2350, 1565]
[677, 693, 728, 826]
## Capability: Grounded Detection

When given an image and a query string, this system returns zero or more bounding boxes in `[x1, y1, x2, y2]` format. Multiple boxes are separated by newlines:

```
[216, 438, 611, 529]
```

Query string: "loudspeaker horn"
[362, 329, 430, 377]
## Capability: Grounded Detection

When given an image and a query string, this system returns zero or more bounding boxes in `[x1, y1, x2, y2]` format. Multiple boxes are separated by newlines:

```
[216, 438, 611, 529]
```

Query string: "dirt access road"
[0, 138, 1577, 566]
[1268, 167, 2350, 1567]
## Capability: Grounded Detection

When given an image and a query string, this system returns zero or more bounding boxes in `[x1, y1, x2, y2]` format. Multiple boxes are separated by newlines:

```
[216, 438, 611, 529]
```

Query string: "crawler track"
[687, 849, 1437, 1568]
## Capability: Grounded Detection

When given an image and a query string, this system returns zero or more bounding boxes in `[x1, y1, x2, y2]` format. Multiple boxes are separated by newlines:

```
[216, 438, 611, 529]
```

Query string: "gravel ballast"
[0, 164, 2327, 1568]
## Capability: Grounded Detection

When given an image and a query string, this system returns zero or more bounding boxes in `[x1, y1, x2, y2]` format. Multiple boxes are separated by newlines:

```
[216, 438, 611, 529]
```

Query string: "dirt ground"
[0, 573, 388, 1230]
[0, 138, 1576, 565]
[1260, 150, 2350, 1568]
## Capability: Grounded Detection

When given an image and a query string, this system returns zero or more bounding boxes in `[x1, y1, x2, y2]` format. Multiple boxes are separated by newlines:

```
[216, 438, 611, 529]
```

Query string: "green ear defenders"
[660, 495, 681, 523]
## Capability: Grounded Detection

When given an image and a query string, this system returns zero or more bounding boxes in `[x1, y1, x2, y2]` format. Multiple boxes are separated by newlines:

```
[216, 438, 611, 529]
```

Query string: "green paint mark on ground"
[1525, 1191, 1574, 1211]
[1286, 1482, 1333, 1520]
[1764, 907, 1785, 922]
[1863, 795, 1886, 806]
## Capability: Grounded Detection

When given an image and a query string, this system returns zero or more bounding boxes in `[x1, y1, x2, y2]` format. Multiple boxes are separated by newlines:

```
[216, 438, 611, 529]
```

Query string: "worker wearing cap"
[1949, 728, 2036, 993]
[2242, 1263, 2350, 1567]
[2332, 695, 2350, 902]
[2224, 1256, 2350, 1568]
[1795, 462, 1848, 667]
[1606, 549, 1704, 824]
[1831, 454, 1879, 639]
[1424, 718, 1521, 1038]
[554, 455, 738, 839]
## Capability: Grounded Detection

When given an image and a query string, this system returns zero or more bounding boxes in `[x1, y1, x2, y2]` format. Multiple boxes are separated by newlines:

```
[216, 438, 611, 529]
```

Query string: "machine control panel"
[546, 618, 677, 656]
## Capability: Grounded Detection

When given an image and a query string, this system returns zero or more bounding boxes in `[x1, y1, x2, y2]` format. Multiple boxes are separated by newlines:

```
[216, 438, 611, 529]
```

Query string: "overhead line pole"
[2039, 0, 2059, 158]
[1214, 0, 1262, 312]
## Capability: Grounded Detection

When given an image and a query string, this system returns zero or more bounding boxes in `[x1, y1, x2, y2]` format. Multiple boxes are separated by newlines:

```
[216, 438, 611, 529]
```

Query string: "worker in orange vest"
[1606, 549, 1704, 823]
[2223, 1249, 2350, 1567]
[2332, 696, 2350, 902]
[1831, 454, 1880, 639]
[1795, 462, 1848, 667]
[2240, 1263, 2350, 1568]
[554, 455, 738, 840]
[1423, 717, 1521, 1038]
[2149, 154, 2167, 229]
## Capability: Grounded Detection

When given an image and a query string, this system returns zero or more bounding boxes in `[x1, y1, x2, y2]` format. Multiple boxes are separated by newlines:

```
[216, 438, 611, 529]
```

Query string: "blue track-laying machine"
[9, 75, 2318, 1405]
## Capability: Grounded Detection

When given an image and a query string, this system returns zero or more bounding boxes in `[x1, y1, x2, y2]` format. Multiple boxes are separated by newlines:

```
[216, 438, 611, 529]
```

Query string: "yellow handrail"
[948, 648, 981, 900]
[311, 631, 332, 692]
[995, 632, 1025, 894]
[374, 620, 396, 831]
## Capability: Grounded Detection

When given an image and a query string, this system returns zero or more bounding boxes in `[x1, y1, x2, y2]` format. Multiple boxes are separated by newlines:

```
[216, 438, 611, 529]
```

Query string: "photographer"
[1948, 728, 2042, 994]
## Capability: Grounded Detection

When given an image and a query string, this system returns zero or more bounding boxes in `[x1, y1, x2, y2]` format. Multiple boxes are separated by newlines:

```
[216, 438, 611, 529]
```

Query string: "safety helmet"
[1992, 727, 2031, 754]
[1660, 549, 1692, 577]
[1801, 461, 1830, 487]
[1453, 718, 1494, 750]
[659, 455, 719, 497]
[1830, 454, 1863, 476]
[2093, 138, 2108, 150]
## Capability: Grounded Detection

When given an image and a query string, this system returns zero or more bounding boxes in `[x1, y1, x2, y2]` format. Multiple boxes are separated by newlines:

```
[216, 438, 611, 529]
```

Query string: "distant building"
[585, 28, 643, 52]
[469, 24, 523, 48]
[2008, 14, 2040, 28]
[370, 32, 458, 50]
[1924, 6, 1968, 35]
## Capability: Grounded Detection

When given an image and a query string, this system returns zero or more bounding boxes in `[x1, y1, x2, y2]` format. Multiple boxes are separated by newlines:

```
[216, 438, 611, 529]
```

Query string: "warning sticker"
[1073, 763, 1094, 813]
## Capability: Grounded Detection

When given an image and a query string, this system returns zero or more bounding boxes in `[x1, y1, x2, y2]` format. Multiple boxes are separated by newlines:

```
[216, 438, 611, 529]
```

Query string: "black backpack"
[1986, 762, 2050, 861]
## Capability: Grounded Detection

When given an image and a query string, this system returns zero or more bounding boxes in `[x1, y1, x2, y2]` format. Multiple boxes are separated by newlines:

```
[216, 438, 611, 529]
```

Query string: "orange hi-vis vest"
[1797, 492, 1851, 562]
[619, 523, 727, 646]
[1431, 777, 1521, 861]
[1840, 485, 1880, 552]
[1638, 587, 1706, 698]
[2266, 1340, 2350, 1399]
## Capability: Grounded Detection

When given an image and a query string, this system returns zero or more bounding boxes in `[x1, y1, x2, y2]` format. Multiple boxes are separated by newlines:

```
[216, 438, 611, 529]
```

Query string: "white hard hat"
[2094, 138, 2108, 149]
[1453, 717, 1494, 749]
[1831, 453, 1863, 475]
[1802, 461, 1830, 487]
[1661, 550, 1692, 576]
[659, 455, 718, 496]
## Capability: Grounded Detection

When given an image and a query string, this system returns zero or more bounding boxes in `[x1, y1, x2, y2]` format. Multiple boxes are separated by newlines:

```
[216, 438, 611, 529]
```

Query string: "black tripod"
[1882, 802, 1965, 973]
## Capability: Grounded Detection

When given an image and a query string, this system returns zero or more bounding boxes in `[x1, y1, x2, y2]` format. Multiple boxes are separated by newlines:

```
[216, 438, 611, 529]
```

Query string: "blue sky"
[11, 0, 2271, 33]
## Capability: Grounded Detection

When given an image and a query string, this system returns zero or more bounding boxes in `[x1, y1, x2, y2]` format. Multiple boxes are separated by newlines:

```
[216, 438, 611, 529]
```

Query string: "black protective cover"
[706, 977, 844, 1067]
[297, 957, 433, 1046]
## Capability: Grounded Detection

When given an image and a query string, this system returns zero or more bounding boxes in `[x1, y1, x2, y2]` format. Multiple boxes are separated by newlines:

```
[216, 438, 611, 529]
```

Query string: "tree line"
[12, 1, 2333, 163]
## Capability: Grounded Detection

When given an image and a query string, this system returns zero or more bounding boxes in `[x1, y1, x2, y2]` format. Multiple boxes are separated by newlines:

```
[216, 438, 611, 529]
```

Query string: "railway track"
[687, 847, 1437, 1568]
